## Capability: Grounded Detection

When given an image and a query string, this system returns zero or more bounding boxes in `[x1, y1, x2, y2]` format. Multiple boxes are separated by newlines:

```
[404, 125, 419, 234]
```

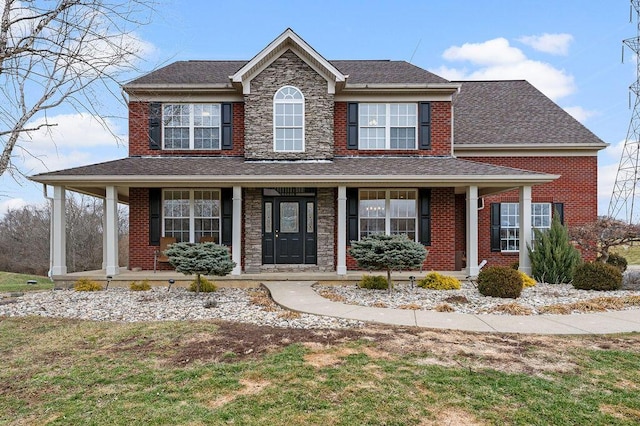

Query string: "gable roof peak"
[230, 28, 347, 95]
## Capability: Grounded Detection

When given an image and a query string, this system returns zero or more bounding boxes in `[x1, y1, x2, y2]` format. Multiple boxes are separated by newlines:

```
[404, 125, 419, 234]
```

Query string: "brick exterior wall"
[128, 101, 245, 156]
[334, 101, 452, 156]
[128, 187, 156, 271]
[462, 155, 599, 266]
[345, 187, 458, 272]
[244, 50, 334, 160]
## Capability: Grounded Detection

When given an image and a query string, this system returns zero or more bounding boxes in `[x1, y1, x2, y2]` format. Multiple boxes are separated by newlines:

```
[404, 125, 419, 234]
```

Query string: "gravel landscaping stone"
[0, 287, 362, 329]
[315, 281, 640, 315]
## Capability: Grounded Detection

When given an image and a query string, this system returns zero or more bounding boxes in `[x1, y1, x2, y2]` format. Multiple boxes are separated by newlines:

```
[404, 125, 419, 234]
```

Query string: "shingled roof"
[32, 156, 554, 184]
[453, 80, 606, 147]
[124, 59, 449, 87]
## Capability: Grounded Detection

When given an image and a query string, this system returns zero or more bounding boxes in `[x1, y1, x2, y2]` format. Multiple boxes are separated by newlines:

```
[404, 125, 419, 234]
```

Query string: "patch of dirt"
[127, 320, 640, 377]
[421, 407, 485, 425]
[208, 378, 271, 409]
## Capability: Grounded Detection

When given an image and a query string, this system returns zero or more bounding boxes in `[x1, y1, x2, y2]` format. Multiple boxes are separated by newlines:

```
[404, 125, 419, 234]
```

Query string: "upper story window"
[274, 86, 304, 152]
[163, 104, 220, 149]
[359, 103, 417, 150]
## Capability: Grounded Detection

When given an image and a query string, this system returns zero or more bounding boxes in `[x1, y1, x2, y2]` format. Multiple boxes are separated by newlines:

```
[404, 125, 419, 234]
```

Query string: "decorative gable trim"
[230, 28, 347, 95]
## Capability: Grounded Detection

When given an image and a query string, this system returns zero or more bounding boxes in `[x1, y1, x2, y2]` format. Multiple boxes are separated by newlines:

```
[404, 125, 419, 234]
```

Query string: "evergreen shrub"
[418, 272, 461, 290]
[573, 262, 622, 291]
[358, 275, 388, 290]
[477, 266, 523, 299]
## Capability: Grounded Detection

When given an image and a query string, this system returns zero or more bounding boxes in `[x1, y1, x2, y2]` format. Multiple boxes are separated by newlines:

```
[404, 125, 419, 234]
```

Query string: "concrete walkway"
[262, 281, 640, 335]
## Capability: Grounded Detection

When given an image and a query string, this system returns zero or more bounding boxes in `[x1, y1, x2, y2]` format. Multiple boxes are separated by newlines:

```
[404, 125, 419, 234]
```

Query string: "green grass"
[612, 244, 640, 265]
[0, 271, 53, 292]
[1, 317, 639, 425]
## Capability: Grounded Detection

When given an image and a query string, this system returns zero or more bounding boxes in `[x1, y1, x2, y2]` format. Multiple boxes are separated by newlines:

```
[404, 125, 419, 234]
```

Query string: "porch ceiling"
[30, 156, 557, 202]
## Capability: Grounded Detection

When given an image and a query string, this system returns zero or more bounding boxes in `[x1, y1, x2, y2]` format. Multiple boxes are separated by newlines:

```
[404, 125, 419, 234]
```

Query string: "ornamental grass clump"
[188, 276, 217, 293]
[418, 272, 461, 290]
[358, 275, 388, 290]
[572, 262, 622, 291]
[130, 279, 151, 291]
[73, 278, 102, 292]
[477, 266, 523, 299]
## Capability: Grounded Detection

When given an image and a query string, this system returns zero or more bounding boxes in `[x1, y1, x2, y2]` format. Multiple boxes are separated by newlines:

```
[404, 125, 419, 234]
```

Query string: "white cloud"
[0, 198, 28, 216]
[443, 38, 526, 66]
[436, 37, 576, 101]
[563, 106, 597, 123]
[518, 33, 574, 56]
[13, 112, 127, 175]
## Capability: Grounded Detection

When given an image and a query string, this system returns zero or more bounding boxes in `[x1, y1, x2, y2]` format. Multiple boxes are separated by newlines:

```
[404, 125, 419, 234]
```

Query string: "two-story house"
[31, 29, 607, 279]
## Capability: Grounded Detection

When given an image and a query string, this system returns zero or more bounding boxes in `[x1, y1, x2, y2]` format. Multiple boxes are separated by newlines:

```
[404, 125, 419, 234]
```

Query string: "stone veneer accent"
[244, 50, 334, 160]
[243, 187, 335, 273]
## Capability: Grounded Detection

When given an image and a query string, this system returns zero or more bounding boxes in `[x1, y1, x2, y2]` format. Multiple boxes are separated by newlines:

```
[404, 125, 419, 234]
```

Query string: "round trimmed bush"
[573, 262, 622, 291]
[602, 253, 628, 273]
[418, 272, 461, 290]
[477, 266, 523, 299]
[358, 275, 388, 290]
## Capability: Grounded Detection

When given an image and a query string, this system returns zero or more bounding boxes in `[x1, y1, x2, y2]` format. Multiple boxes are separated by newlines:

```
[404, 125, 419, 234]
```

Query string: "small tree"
[527, 213, 581, 284]
[165, 242, 235, 294]
[570, 216, 640, 263]
[349, 234, 427, 292]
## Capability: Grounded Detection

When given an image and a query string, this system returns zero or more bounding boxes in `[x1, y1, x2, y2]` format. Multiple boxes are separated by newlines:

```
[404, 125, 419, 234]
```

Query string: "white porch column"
[232, 186, 242, 275]
[102, 200, 108, 269]
[519, 185, 533, 275]
[466, 185, 480, 276]
[50, 186, 67, 276]
[105, 186, 120, 276]
[337, 186, 347, 275]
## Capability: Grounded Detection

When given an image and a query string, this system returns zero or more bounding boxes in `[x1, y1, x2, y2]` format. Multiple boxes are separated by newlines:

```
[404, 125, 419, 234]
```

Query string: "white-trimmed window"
[359, 189, 417, 240]
[163, 189, 221, 243]
[500, 202, 552, 251]
[163, 104, 221, 149]
[359, 103, 417, 150]
[274, 86, 304, 152]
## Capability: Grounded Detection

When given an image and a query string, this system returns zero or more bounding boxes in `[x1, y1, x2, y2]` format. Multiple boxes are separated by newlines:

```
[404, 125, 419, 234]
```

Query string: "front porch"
[51, 269, 470, 289]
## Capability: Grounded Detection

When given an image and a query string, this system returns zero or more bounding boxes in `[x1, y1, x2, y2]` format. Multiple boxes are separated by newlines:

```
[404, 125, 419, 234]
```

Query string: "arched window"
[273, 86, 304, 152]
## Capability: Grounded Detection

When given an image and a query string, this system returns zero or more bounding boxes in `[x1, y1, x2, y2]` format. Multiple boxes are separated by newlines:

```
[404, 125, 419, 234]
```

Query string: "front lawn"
[0, 271, 53, 292]
[1, 317, 639, 425]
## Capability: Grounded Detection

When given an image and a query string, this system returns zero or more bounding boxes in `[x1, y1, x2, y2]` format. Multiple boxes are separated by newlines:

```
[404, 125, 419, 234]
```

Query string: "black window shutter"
[221, 103, 233, 150]
[419, 189, 431, 245]
[552, 202, 564, 225]
[347, 103, 358, 150]
[148, 102, 162, 150]
[149, 188, 162, 245]
[221, 188, 233, 246]
[346, 188, 359, 243]
[418, 102, 431, 150]
[490, 203, 501, 252]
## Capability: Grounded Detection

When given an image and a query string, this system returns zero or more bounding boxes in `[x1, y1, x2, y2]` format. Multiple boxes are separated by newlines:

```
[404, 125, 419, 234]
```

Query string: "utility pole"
[610, 0, 640, 224]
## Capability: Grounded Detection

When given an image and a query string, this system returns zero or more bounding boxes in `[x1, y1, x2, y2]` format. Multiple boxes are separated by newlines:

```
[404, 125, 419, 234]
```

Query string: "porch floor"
[52, 269, 469, 288]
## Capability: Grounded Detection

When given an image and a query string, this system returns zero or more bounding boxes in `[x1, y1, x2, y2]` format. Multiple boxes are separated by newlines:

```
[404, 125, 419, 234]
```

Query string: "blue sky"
[0, 0, 634, 217]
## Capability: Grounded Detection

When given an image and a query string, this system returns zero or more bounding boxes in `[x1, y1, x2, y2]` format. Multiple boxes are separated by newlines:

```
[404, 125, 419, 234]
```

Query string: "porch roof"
[30, 156, 557, 202]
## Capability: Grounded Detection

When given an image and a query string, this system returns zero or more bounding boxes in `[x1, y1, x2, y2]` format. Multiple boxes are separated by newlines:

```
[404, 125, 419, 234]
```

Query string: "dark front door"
[263, 197, 316, 264]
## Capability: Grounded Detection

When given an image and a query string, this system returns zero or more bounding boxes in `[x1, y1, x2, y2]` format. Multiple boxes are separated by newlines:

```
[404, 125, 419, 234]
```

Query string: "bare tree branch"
[0, 0, 156, 178]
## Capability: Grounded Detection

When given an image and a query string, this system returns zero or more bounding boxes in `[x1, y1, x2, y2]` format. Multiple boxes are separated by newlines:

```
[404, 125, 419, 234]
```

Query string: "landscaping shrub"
[528, 213, 581, 284]
[477, 266, 523, 299]
[358, 275, 388, 290]
[418, 272, 461, 290]
[188, 276, 217, 292]
[519, 271, 537, 288]
[130, 279, 151, 291]
[73, 278, 102, 291]
[573, 262, 622, 291]
[601, 253, 628, 273]
[622, 269, 640, 290]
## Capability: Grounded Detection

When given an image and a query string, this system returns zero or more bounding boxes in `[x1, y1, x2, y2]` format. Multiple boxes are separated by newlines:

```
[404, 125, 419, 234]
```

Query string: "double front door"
[262, 196, 316, 264]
